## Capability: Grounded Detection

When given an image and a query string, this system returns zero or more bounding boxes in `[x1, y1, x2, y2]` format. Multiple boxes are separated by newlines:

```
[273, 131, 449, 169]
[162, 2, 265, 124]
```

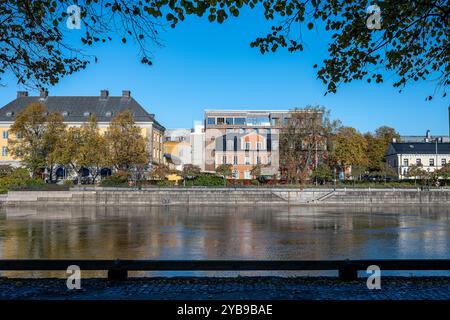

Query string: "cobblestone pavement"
[0, 277, 449, 300]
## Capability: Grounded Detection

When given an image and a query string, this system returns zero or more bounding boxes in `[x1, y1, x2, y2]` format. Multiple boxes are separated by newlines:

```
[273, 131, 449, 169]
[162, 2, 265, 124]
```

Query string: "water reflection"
[0, 205, 448, 277]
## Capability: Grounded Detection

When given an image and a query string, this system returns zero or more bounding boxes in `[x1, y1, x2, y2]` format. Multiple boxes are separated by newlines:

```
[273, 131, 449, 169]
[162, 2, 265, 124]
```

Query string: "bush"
[100, 171, 130, 187]
[157, 180, 176, 187]
[63, 179, 74, 186]
[0, 168, 44, 192]
[183, 174, 224, 186]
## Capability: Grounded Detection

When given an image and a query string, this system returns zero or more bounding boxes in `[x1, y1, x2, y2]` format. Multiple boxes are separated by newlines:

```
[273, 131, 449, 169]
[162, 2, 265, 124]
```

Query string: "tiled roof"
[0, 96, 165, 130]
[387, 142, 450, 155]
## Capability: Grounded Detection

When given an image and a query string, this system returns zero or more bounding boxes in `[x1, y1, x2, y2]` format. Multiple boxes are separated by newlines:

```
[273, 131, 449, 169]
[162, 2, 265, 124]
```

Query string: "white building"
[386, 142, 450, 179]
[163, 121, 205, 171]
[191, 121, 205, 171]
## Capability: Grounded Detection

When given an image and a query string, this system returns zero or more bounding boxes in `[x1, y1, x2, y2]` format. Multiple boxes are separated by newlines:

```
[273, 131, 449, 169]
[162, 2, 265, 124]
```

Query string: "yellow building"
[0, 90, 165, 169]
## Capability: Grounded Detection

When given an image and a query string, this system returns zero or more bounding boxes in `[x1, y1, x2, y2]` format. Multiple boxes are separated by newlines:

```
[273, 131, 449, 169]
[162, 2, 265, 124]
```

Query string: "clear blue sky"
[0, 8, 448, 135]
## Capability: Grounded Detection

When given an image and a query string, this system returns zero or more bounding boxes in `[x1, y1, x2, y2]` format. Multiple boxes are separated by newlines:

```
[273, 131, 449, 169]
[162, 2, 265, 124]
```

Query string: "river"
[0, 205, 448, 277]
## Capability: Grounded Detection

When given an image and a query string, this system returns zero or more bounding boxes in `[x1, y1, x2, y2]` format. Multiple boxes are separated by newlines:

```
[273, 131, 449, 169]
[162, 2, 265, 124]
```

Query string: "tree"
[104, 110, 149, 172]
[329, 127, 368, 179]
[279, 106, 338, 184]
[43, 112, 66, 182]
[51, 127, 84, 183]
[216, 164, 232, 185]
[77, 115, 107, 183]
[149, 164, 170, 181]
[8, 103, 48, 177]
[181, 164, 201, 180]
[365, 126, 400, 173]
[406, 164, 427, 185]
[250, 164, 264, 179]
[311, 164, 333, 185]
[1, 1, 448, 98]
[437, 163, 450, 181]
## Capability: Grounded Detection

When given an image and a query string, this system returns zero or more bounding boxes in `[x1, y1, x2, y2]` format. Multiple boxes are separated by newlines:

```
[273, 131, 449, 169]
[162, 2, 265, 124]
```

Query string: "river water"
[0, 205, 449, 277]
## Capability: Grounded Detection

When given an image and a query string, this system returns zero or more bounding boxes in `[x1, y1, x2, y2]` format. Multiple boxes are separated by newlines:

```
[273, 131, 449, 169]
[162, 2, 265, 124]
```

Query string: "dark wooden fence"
[0, 259, 449, 281]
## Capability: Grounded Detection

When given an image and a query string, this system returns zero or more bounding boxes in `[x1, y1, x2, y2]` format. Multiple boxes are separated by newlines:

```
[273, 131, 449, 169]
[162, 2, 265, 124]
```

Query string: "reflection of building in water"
[0, 206, 449, 277]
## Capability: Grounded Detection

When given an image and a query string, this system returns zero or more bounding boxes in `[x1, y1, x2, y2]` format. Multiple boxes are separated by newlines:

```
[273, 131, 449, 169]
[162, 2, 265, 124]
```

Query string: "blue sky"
[0, 8, 448, 135]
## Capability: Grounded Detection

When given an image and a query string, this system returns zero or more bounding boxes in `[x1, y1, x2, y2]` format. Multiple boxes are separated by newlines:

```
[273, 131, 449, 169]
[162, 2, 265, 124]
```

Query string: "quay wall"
[1, 188, 450, 206]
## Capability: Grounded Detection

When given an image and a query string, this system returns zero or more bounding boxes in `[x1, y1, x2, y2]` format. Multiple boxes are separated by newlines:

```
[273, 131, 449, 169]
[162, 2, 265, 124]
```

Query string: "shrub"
[157, 180, 176, 187]
[0, 168, 44, 192]
[192, 174, 224, 186]
[100, 172, 130, 187]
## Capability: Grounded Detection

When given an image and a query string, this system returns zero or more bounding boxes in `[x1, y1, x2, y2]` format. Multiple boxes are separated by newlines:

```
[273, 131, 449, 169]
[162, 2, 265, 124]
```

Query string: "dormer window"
[105, 111, 113, 117]
[83, 112, 91, 117]
[6, 111, 14, 117]
[62, 111, 69, 117]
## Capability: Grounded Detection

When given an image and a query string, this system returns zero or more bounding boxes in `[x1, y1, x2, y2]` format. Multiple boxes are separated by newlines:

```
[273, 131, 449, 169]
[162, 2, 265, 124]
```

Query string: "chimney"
[122, 90, 131, 98]
[17, 91, 28, 98]
[100, 89, 109, 99]
[39, 89, 48, 99]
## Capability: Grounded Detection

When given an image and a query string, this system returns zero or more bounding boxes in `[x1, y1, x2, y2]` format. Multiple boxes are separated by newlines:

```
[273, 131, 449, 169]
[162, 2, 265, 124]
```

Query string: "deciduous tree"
[329, 127, 368, 178]
[77, 115, 107, 183]
[279, 106, 338, 184]
[104, 110, 149, 172]
[1, 1, 448, 98]
[8, 103, 49, 177]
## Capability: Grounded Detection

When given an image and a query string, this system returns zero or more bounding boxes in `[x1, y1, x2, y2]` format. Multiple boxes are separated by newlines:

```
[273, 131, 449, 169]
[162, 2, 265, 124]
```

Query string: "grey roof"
[387, 142, 450, 155]
[0, 96, 165, 130]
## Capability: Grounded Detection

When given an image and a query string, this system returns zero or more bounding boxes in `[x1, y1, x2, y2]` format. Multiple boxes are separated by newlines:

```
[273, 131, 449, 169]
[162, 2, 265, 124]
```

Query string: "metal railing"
[0, 259, 449, 281]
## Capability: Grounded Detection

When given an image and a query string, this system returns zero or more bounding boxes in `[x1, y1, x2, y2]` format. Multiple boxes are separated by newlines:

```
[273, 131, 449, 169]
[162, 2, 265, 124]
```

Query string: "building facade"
[163, 121, 205, 171]
[204, 110, 295, 179]
[0, 90, 165, 169]
[386, 142, 450, 179]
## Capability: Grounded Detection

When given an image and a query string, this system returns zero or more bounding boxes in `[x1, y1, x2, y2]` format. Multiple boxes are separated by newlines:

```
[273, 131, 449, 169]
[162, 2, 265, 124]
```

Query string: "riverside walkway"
[0, 277, 449, 300]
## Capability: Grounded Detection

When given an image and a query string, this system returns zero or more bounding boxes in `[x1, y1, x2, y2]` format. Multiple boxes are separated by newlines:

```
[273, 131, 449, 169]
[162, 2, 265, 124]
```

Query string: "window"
[2, 147, 7, 156]
[257, 156, 261, 165]
[2, 131, 8, 139]
[416, 158, 421, 165]
[225, 118, 234, 125]
[207, 117, 216, 125]
[83, 111, 91, 117]
[244, 171, 252, 179]
[244, 156, 250, 165]
[62, 111, 69, 117]
[233, 156, 238, 165]
[234, 118, 246, 125]
[222, 155, 227, 164]
[232, 170, 239, 179]
[216, 117, 225, 125]
[17, 132, 23, 139]
[442, 159, 447, 166]
[244, 142, 251, 150]
[257, 142, 263, 150]
[268, 156, 272, 165]
[403, 159, 409, 167]
[430, 158, 435, 167]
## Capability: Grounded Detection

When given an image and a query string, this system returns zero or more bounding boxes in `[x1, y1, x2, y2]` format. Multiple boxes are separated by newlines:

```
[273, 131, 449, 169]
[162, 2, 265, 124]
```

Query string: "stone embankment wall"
[1, 188, 450, 206]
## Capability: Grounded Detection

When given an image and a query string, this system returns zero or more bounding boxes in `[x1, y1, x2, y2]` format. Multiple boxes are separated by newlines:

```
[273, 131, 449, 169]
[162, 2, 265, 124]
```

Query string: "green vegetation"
[0, 167, 44, 193]
[2, 1, 447, 100]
